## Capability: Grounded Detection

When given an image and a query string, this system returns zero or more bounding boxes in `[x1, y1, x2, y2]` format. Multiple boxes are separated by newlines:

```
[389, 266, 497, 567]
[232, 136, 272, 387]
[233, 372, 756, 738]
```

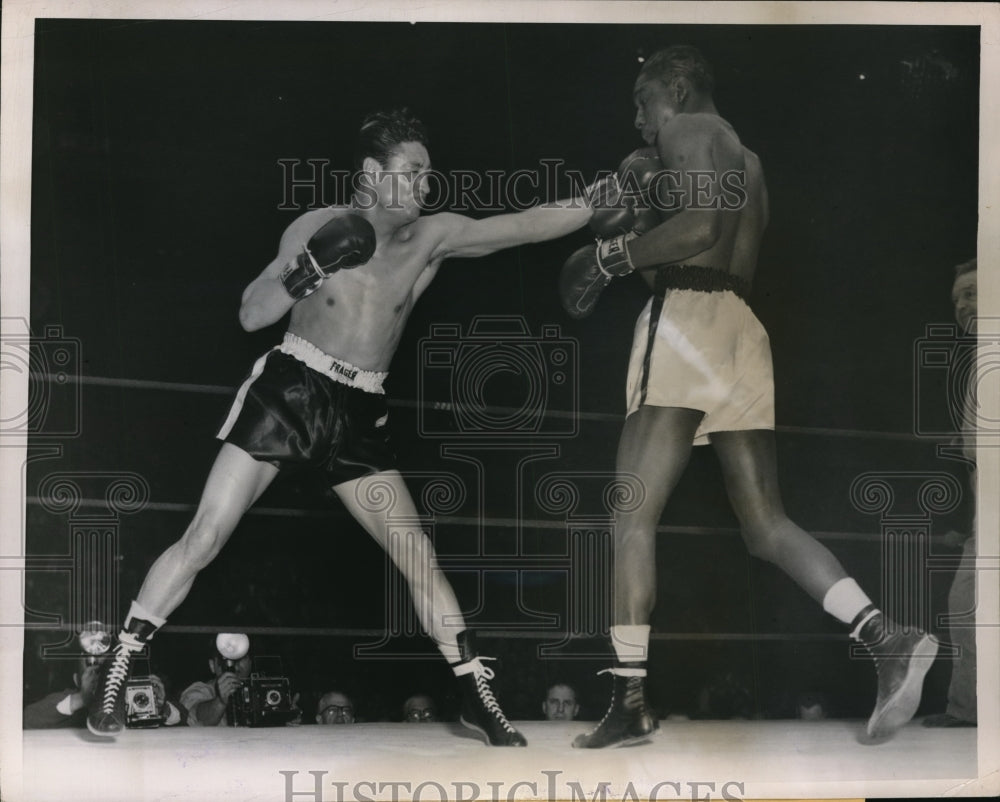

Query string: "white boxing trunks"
[625, 279, 775, 446]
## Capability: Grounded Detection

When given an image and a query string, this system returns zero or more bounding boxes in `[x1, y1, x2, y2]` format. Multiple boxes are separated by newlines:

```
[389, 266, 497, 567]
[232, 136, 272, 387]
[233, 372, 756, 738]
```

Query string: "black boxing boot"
[87, 613, 161, 737]
[852, 605, 939, 741]
[572, 664, 658, 749]
[453, 631, 526, 746]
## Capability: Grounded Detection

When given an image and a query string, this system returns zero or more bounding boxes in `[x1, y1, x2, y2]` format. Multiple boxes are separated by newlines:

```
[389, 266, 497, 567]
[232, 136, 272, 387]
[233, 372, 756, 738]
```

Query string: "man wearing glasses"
[402, 694, 438, 723]
[315, 690, 355, 725]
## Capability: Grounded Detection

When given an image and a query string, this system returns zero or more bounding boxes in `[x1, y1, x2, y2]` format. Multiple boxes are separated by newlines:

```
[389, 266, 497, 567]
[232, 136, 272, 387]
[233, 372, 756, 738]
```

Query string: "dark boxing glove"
[559, 232, 637, 320]
[589, 147, 663, 238]
[617, 147, 661, 202]
[279, 213, 377, 300]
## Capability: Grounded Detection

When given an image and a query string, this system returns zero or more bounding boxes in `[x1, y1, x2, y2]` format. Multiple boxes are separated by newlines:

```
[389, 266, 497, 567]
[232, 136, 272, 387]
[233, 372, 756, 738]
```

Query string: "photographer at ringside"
[181, 641, 253, 727]
[24, 657, 185, 729]
[181, 633, 301, 727]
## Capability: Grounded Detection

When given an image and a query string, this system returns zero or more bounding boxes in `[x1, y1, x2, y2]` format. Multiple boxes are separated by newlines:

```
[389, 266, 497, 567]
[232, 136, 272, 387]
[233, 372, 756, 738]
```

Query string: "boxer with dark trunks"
[88, 109, 594, 745]
[562, 46, 938, 748]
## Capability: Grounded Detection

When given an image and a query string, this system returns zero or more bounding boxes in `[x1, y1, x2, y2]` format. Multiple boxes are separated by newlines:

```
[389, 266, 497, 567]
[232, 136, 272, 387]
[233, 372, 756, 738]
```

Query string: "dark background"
[22, 19, 979, 723]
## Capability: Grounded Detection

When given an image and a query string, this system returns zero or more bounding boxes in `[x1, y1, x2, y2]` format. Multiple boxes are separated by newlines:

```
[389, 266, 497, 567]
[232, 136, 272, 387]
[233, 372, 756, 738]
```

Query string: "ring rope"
[37, 371, 945, 442]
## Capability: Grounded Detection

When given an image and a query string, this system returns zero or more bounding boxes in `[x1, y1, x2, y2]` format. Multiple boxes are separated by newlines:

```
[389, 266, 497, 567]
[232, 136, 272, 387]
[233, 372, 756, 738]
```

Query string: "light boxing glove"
[559, 232, 637, 320]
[279, 213, 377, 300]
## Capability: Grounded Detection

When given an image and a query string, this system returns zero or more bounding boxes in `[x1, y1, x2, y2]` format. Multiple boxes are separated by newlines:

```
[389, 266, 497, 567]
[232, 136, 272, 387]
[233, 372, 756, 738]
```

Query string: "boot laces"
[623, 675, 646, 710]
[582, 668, 621, 736]
[470, 657, 515, 734]
[100, 643, 134, 713]
[860, 627, 911, 675]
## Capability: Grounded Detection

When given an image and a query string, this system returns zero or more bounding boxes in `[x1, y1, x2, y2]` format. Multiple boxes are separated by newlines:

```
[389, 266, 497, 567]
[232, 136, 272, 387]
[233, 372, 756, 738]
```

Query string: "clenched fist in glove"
[279, 213, 377, 300]
[559, 232, 638, 320]
[560, 147, 666, 319]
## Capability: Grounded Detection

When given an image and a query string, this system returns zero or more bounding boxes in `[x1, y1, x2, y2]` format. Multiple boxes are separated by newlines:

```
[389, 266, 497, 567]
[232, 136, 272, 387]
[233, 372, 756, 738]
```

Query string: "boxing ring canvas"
[18, 720, 980, 801]
[2, 1, 998, 801]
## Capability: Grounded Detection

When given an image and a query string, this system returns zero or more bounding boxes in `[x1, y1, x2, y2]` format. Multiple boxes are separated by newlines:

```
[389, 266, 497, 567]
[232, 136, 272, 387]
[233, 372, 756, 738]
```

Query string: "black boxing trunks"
[216, 333, 396, 484]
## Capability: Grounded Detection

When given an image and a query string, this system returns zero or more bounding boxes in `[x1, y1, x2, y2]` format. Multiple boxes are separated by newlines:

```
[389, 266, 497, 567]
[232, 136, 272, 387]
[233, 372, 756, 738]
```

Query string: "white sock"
[611, 624, 650, 663]
[438, 640, 462, 666]
[821, 578, 872, 625]
[124, 600, 167, 633]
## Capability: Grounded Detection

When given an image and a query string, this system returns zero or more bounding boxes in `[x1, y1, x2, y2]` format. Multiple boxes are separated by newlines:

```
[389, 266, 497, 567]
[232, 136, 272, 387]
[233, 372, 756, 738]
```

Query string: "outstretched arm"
[428, 199, 593, 262]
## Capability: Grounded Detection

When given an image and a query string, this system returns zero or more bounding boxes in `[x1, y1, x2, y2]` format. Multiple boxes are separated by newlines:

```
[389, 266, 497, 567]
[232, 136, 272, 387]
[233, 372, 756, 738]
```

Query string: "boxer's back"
[728, 145, 769, 285]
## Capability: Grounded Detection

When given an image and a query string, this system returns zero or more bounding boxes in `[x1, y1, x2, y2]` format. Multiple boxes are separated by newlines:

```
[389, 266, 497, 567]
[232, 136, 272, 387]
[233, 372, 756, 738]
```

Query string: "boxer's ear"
[671, 77, 690, 107]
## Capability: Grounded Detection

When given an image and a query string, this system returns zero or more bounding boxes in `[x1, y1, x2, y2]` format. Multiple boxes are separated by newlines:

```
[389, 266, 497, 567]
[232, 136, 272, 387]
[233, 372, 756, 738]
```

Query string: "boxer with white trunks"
[88, 108, 595, 745]
[624, 267, 771, 445]
[562, 46, 938, 748]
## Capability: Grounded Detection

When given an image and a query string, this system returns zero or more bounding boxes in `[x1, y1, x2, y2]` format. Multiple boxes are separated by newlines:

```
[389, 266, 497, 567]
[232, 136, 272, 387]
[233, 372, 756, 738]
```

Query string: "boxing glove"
[617, 147, 661, 204]
[588, 174, 635, 238]
[589, 148, 663, 238]
[559, 232, 637, 320]
[279, 213, 377, 300]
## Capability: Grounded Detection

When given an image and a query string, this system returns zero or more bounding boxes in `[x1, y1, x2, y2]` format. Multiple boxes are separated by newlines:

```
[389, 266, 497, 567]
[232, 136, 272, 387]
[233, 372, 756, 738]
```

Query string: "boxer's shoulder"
[657, 113, 739, 149]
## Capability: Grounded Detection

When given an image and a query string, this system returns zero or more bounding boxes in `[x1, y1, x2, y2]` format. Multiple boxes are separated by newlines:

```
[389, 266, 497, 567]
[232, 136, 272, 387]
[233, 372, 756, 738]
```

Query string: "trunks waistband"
[279, 332, 387, 394]
[652, 264, 751, 302]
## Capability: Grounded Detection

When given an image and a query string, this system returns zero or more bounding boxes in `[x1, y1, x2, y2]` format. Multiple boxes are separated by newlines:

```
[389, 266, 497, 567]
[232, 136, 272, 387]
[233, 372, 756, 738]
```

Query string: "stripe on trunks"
[638, 271, 668, 407]
[215, 347, 278, 439]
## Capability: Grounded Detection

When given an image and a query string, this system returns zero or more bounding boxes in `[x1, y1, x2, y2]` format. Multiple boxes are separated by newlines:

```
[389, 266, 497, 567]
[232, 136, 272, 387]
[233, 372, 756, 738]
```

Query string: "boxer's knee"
[178, 511, 230, 570]
[739, 515, 786, 563]
[615, 510, 658, 548]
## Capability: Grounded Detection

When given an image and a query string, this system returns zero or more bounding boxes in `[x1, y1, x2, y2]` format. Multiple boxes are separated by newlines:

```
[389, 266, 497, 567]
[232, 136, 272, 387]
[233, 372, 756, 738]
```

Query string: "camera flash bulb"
[216, 632, 250, 660]
[78, 621, 112, 655]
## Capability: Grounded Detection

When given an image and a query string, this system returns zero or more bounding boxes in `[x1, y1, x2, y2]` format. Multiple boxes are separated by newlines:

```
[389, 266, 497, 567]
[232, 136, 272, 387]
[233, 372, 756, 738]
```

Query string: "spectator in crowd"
[925, 257, 978, 729]
[542, 682, 580, 721]
[402, 693, 438, 723]
[315, 690, 355, 725]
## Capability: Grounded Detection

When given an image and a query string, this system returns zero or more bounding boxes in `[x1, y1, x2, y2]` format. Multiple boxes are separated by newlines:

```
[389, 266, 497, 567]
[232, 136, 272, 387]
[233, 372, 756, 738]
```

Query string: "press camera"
[227, 673, 297, 727]
[125, 677, 166, 728]
[216, 632, 297, 728]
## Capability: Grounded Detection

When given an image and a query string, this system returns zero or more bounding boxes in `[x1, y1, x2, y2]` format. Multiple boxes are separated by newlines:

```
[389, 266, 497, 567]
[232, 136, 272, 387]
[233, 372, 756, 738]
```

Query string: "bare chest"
[287, 234, 433, 357]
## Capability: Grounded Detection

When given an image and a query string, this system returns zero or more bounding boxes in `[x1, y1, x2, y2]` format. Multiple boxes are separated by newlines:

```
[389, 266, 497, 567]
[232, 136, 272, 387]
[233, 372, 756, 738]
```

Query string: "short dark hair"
[640, 45, 715, 95]
[546, 681, 577, 697]
[354, 108, 428, 173]
[954, 257, 977, 276]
